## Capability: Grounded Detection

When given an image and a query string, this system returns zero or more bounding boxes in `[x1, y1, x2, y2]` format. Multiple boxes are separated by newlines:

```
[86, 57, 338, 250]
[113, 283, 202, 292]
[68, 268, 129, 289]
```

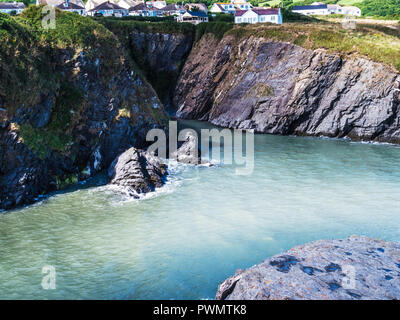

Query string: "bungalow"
[234, 8, 282, 24]
[176, 10, 208, 24]
[146, 1, 166, 9]
[0, 1, 25, 14]
[342, 6, 361, 16]
[210, 2, 235, 14]
[327, 4, 343, 14]
[232, 0, 251, 10]
[114, 0, 142, 10]
[327, 4, 361, 16]
[88, 1, 127, 16]
[291, 4, 330, 16]
[185, 3, 208, 14]
[129, 2, 158, 16]
[162, 4, 185, 16]
[56, 0, 85, 15]
[37, 0, 85, 7]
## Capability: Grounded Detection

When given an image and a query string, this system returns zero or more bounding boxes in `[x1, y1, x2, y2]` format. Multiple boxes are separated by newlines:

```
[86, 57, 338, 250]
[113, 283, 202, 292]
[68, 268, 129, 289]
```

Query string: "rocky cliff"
[97, 19, 195, 111]
[129, 30, 193, 111]
[174, 32, 400, 144]
[0, 9, 168, 211]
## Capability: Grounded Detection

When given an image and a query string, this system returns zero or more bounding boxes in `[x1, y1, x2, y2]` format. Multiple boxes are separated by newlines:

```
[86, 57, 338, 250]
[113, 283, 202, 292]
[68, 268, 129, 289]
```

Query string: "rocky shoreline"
[216, 236, 400, 300]
[174, 34, 400, 144]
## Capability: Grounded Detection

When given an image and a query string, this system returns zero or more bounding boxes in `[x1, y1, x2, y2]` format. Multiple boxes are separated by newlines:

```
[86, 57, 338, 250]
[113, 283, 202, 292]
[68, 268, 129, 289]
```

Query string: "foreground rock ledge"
[216, 236, 400, 300]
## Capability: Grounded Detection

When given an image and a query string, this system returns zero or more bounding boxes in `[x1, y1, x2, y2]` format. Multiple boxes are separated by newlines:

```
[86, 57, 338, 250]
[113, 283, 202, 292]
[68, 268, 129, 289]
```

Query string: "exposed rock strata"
[130, 31, 193, 110]
[175, 34, 400, 144]
[0, 14, 168, 211]
[108, 147, 167, 197]
[216, 236, 400, 300]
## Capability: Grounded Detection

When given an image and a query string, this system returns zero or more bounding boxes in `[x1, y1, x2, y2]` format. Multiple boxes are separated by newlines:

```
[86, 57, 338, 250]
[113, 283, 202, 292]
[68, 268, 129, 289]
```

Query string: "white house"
[210, 0, 251, 14]
[234, 8, 282, 24]
[342, 6, 361, 16]
[0, 1, 25, 14]
[162, 3, 185, 16]
[327, 4, 361, 16]
[210, 3, 236, 14]
[114, 0, 142, 10]
[292, 4, 330, 16]
[56, 0, 85, 15]
[37, 0, 85, 7]
[176, 10, 208, 24]
[146, 1, 166, 9]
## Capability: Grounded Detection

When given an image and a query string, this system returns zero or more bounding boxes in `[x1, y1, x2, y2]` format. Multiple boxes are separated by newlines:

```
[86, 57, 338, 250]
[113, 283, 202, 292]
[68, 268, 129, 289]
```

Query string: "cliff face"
[129, 30, 193, 111]
[0, 10, 168, 210]
[174, 33, 400, 143]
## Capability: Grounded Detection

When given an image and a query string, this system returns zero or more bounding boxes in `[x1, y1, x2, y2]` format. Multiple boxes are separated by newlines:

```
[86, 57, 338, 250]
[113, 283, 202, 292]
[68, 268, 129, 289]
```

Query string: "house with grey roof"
[0, 1, 25, 15]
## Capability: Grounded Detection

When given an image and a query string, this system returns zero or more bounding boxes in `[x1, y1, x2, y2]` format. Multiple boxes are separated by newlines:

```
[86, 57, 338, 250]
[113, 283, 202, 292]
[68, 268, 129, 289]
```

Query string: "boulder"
[216, 236, 400, 300]
[171, 131, 201, 165]
[108, 147, 168, 197]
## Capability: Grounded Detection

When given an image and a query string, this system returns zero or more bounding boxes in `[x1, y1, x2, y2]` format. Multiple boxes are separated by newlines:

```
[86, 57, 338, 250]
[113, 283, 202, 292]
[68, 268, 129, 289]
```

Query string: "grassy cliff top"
[224, 21, 400, 72]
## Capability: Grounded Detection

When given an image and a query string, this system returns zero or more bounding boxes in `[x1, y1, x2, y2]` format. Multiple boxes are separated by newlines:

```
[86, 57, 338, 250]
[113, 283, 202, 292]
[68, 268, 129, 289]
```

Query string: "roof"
[234, 9, 246, 16]
[187, 10, 207, 17]
[0, 2, 26, 9]
[252, 8, 279, 15]
[38, 0, 84, 6]
[57, 2, 84, 10]
[235, 8, 279, 16]
[162, 3, 179, 11]
[90, 0, 125, 11]
[129, 2, 149, 11]
[292, 4, 328, 11]
[185, 3, 207, 12]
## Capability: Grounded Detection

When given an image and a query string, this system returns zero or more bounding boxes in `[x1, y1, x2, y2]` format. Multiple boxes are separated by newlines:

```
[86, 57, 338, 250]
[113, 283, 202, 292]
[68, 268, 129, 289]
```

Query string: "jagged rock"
[216, 236, 400, 300]
[175, 34, 400, 144]
[108, 147, 168, 197]
[172, 131, 201, 164]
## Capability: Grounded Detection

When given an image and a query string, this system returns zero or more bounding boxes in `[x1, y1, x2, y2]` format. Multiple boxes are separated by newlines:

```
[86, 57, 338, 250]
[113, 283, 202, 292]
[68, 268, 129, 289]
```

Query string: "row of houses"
[0, 1, 26, 14]
[292, 2, 361, 17]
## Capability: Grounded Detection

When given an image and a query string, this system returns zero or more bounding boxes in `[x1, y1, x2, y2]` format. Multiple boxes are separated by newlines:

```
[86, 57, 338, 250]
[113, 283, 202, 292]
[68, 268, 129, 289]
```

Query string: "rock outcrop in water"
[175, 34, 400, 144]
[108, 147, 167, 197]
[216, 236, 400, 300]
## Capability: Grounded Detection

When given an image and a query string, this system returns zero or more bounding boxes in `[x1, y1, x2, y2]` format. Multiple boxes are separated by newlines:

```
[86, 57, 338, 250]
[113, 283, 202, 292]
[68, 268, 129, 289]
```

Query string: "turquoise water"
[1, 120, 400, 299]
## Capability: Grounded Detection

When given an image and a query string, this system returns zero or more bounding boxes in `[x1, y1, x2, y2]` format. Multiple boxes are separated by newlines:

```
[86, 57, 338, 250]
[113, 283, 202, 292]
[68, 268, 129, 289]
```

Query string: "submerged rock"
[216, 236, 400, 300]
[108, 147, 168, 197]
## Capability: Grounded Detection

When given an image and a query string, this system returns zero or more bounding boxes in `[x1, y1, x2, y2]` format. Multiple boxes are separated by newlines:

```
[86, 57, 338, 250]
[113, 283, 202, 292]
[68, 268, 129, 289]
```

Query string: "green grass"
[225, 22, 400, 71]
[0, 7, 132, 159]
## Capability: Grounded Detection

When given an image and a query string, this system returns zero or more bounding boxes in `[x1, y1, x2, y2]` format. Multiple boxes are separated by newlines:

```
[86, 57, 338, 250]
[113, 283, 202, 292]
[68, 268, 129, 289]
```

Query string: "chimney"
[64, 0, 69, 7]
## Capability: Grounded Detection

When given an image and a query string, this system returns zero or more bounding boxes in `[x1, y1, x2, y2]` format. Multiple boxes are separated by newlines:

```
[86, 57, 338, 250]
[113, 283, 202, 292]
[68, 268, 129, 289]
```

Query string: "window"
[271, 16, 275, 21]
[237, 17, 241, 22]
